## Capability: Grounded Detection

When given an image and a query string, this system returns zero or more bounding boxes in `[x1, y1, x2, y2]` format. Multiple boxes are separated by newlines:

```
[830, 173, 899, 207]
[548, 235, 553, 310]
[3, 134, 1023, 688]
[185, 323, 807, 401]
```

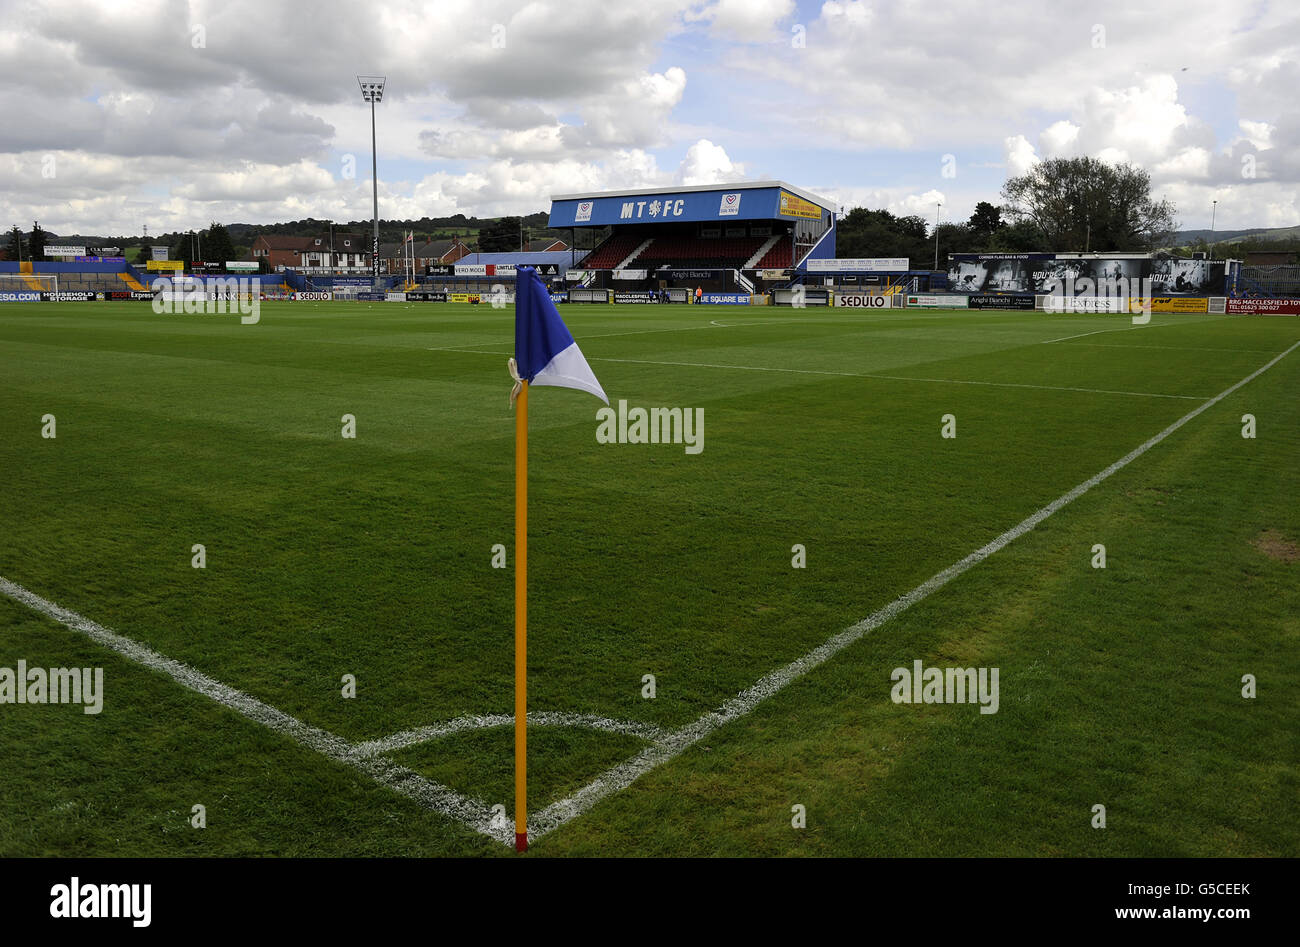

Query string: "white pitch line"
[590, 355, 1209, 400]
[0, 576, 510, 847]
[354, 712, 665, 759]
[527, 337, 1300, 841]
[572, 319, 800, 339]
[1062, 342, 1280, 356]
[1040, 321, 1193, 344]
[425, 309, 953, 354]
[429, 318, 802, 352]
[9, 336, 1295, 851]
[427, 347, 1205, 400]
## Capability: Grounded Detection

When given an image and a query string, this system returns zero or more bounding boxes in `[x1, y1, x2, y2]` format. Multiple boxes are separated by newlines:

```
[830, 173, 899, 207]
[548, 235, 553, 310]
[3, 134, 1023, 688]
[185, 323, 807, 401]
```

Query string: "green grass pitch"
[0, 300, 1296, 856]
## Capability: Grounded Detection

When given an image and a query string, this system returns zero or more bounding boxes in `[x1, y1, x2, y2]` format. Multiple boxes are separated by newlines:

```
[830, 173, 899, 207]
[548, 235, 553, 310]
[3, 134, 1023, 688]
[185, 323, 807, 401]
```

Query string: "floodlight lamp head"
[358, 76, 386, 102]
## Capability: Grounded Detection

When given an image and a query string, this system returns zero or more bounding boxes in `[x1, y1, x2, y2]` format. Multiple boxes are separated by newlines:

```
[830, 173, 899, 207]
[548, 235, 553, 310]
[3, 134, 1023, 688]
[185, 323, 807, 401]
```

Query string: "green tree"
[836, 208, 932, 264]
[934, 222, 979, 266]
[204, 222, 236, 265]
[1001, 156, 1176, 251]
[985, 219, 1045, 252]
[1170, 237, 1212, 260]
[967, 201, 1003, 240]
[479, 216, 523, 253]
[6, 226, 23, 262]
[168, 233, 196, 268]
[29, 221, 48, 261]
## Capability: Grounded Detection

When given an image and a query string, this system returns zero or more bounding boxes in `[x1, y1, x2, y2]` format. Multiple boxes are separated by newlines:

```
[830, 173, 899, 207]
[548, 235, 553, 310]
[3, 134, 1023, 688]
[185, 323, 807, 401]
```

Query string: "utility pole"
[1210, 200, 1218, 260]
[933, 202, 942, 270]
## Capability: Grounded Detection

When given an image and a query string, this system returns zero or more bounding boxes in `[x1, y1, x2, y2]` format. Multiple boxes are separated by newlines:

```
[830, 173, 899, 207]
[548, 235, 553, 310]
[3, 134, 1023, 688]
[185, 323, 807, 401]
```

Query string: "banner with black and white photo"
[1150, 258, 1216, 294]
[948, 254, 1052, 293]
[1033, 258, 1096, 295]
[948, 253, 1225, 295]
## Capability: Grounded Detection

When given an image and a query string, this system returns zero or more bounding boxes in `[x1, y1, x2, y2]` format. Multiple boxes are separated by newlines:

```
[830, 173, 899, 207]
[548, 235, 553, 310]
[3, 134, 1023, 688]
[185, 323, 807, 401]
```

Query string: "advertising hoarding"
[905, 294, 969, 308]
[1127, 297, 1210, 313]
[968, 294, 1036, 310]
[835, 294, 892, 308]
[778, 190, 823, 219]
[807, 258, 908, 272]
[1226, 298, 1300, 314]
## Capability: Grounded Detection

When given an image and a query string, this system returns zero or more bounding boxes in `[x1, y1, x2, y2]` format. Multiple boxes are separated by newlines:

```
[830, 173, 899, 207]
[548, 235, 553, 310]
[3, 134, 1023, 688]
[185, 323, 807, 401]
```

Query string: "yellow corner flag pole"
[514, 380, 528, 853]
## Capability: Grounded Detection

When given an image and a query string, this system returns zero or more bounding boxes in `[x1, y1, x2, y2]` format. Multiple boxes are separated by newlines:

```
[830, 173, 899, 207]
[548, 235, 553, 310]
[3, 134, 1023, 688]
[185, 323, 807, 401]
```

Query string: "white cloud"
[816, 185, 946, 221]
[1, 0, 1296, 233]
[698, 0, 796, 43]
[818, 114, 912, 150]
[897, 189, 947, 218]
[1039, 121, 1080, 156]
[1153, 179, 1298, 232]
[174, 161, 337, 203]
[820, 1, 872, 27]
[1068, 75, 1209, 167]
[1236, 120, 1273, 151]
[1004, 135, 1038, 177]
[1154, 147, 1210, 180]
[675, 139, 746, 185]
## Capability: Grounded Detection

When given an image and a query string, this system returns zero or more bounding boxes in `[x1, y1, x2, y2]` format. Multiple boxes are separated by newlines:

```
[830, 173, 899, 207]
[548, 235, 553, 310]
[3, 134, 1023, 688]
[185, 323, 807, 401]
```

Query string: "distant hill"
[1173, 225, 1300, 246]
[219, 213, 558, 246]
[37, 235, 124, 247]
[40, 212, 565, 248]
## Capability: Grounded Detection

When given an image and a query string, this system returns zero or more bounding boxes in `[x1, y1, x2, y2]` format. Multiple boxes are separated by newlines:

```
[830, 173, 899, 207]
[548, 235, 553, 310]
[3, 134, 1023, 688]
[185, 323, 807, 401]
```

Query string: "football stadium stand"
[0, 259, 292, 297]
[754, 239, 794, 269]
[582, 233, 644, 270]
[632, 234, 768, 269]
[404, 249, 589, 293]
[0, 260, 151, 293]
[548, 181, 838, 292]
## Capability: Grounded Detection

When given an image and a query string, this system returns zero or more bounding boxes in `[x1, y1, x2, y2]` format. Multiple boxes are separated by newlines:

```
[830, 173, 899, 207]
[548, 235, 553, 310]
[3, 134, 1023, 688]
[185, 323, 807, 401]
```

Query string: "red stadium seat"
[584, 234, 643, 269]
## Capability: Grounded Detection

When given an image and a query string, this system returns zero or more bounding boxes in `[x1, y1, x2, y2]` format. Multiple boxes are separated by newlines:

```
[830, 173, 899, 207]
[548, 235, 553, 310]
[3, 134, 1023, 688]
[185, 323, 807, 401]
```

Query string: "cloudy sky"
[2, 0, 1295, 237]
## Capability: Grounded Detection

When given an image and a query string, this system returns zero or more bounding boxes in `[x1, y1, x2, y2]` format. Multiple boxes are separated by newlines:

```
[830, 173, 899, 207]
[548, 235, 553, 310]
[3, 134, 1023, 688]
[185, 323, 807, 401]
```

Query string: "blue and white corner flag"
[507, 265, 607, 851]
[511, 266, 607, 404]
